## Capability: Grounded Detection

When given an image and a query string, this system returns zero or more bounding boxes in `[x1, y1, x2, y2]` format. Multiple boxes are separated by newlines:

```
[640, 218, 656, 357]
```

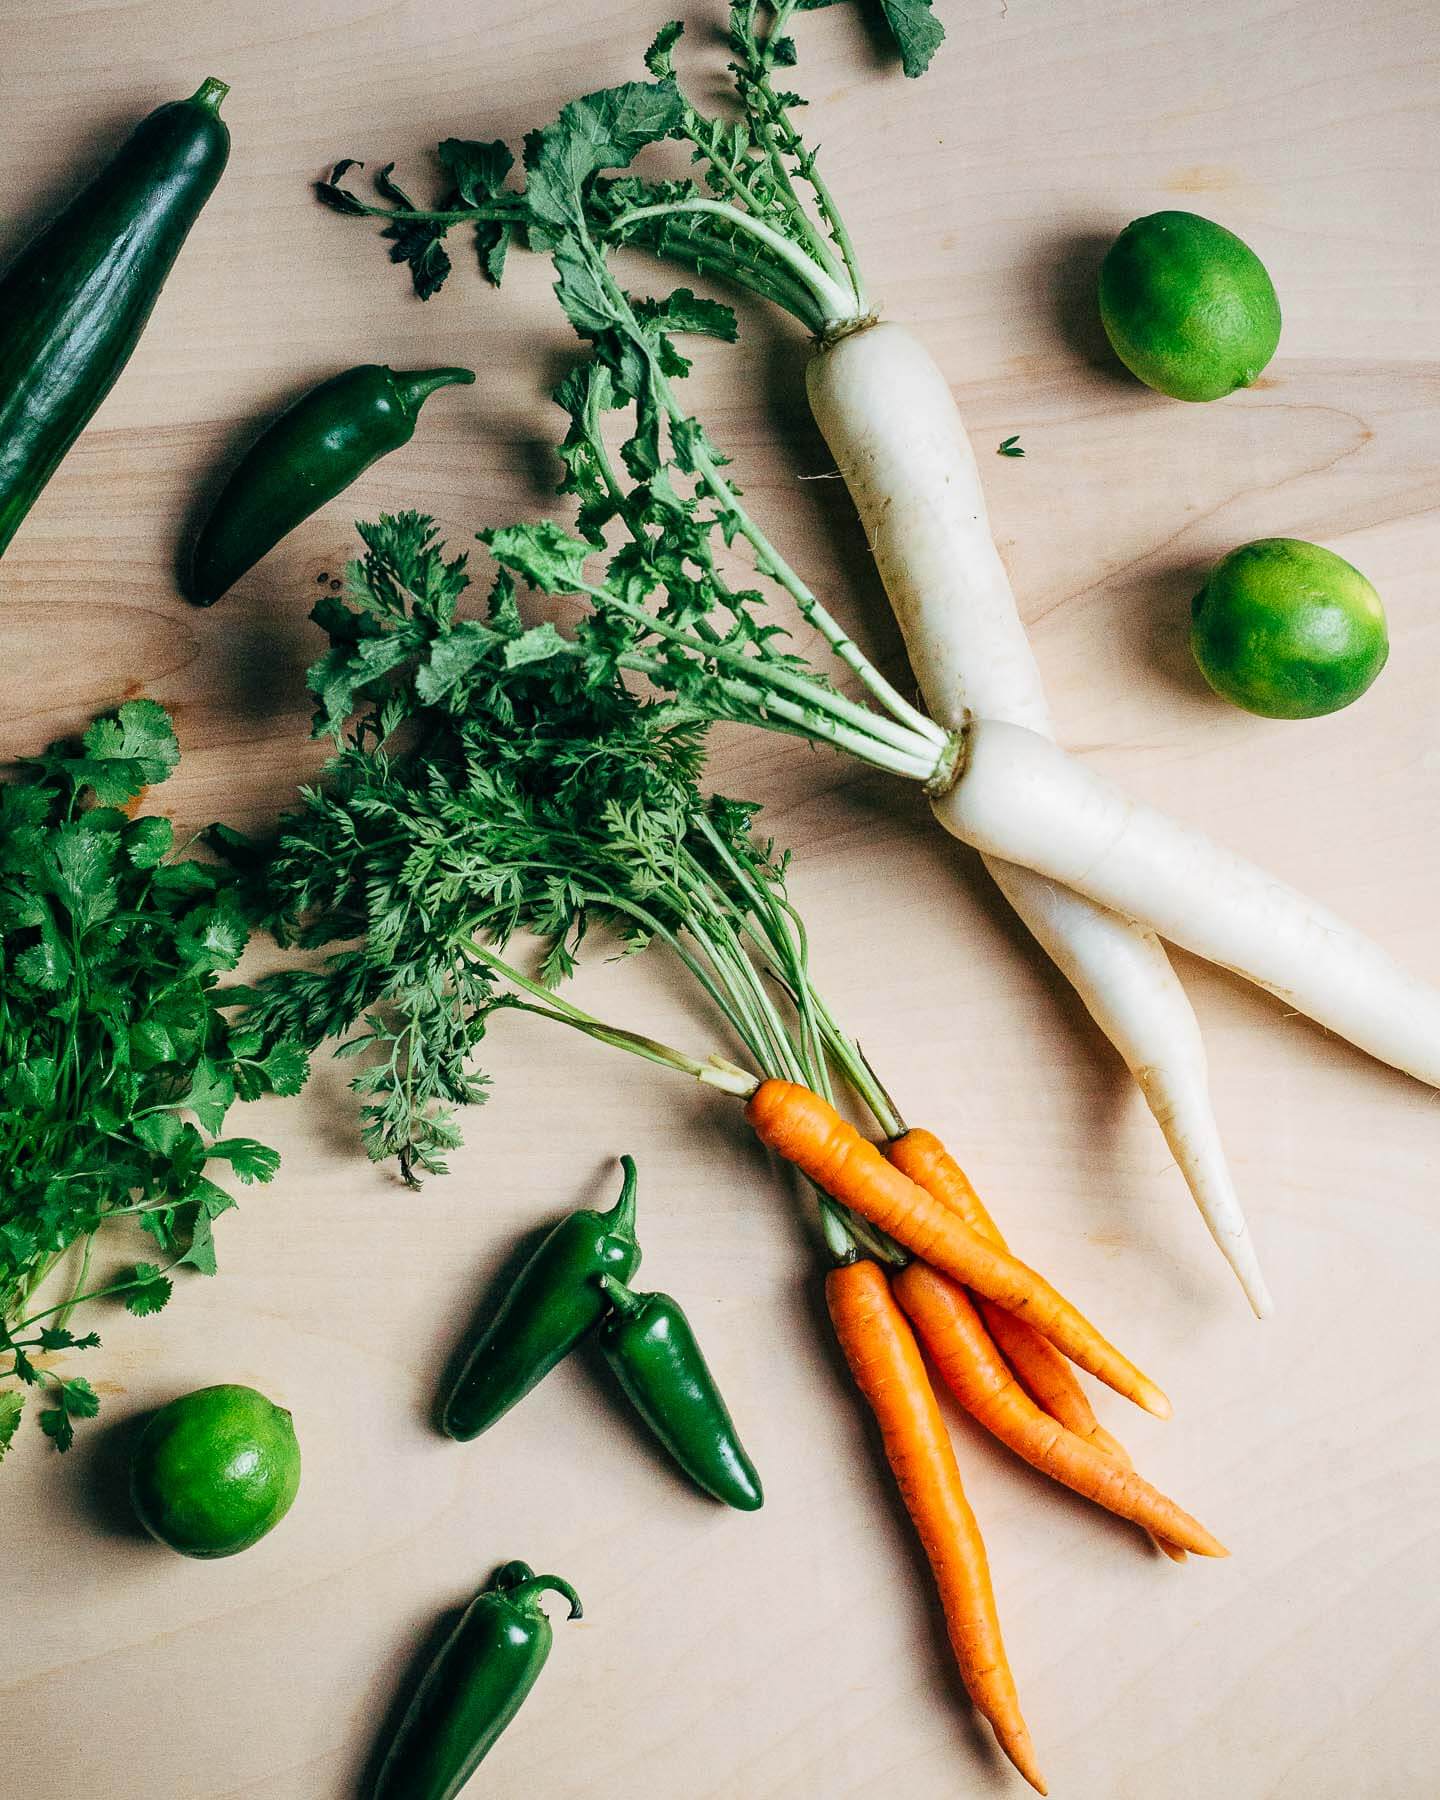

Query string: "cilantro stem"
[16, 1259, 182, 1332]
[54, 1231, 95, 1331]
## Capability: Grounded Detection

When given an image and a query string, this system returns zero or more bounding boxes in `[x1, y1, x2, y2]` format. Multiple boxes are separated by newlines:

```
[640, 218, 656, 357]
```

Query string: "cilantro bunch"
[0, 702, 306, 1458]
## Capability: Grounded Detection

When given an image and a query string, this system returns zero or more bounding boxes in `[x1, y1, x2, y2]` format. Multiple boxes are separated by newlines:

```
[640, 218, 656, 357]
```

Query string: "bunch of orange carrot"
[747, 1081, 1226, 1794]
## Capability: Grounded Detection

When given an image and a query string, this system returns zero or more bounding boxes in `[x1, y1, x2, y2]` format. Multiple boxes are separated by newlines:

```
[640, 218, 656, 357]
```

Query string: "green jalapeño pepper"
[441, 1157, 641, 1441]
[184, 362, 474, 605]
[597, 1275, 764, 1512]
[372, 1561, 581, 1800]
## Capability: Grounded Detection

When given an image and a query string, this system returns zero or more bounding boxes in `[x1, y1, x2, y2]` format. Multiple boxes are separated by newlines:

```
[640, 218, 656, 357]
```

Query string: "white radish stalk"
[934, 717, 1440, 1088]
[808, 322, 1270, 1315]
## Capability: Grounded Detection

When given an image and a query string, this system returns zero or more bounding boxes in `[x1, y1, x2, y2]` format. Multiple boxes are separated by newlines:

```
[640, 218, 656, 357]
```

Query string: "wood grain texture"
[2, 1, 1439, 1795]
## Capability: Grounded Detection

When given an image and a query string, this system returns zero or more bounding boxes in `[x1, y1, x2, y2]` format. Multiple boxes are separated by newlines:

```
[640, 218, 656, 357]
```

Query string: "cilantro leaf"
[125, 815, 174, 868]
[60, 1376, 100, 1418]
[0, 1391, 23, 1462]
[180, 1059, 236, 1134]
[206, 1139, 282, 1184]
[175, 1212, 218, 1277]
[47, 698, 180, 805]
[1, 698, 288, 1454]
[174, 890, 250, 974]
[123, 1265, 174, 1316]
[37, 1377, 100, 1453]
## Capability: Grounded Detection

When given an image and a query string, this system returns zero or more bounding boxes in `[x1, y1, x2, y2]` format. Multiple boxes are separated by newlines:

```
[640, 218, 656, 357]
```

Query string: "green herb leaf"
[125, 815, 174, 868]
[47, 698, 180, 805]
[796, 0, 944, 77]
[1, 700, 287, 1458]
[38, 1376, 101, 1452]
[175, 1213, 218, 1277]
[316, 160, 372, 215]
[876, 0, 945, 77]
[206, 1139, 282, 1185]
[438, 137, 514, 206]
[483, 522, 594, 593]
[0, 1391, 23, 1462]
[524, 81, 686, 246]
[181, 1060, 236, 1135]
[123, 1266, 174, 1316]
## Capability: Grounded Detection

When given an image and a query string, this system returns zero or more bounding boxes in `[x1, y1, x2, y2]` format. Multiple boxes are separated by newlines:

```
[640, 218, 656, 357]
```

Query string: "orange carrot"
[981, 1305, 1187, 1564]
[888, 1129, 1187, 1564]
[892, 1262, 1227, 1558]
[827, 1258, 1047, 1794]
[887, 1126, 1001, 1238]
[747, 1081, 1170, 1418]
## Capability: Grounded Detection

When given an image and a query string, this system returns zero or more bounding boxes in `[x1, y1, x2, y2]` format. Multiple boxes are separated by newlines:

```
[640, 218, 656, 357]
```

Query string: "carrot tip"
[995, 1726, 1048, 1795]
[1139, 1386, 1173, 1421]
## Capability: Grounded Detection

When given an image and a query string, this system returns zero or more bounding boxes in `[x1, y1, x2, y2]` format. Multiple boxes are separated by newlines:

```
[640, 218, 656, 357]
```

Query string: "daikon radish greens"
[316, 6, 1440, 1312]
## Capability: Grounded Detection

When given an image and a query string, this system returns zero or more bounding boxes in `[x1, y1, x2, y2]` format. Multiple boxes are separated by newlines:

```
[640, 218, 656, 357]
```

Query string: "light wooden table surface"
[3, 2, 1438, 1795]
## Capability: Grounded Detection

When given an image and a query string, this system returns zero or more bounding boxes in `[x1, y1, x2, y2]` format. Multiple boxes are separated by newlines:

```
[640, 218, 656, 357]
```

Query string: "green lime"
[1098, 211, 1281, 401]
[129, 1383, 300, 1559]
[1190, 538, 1388, 719]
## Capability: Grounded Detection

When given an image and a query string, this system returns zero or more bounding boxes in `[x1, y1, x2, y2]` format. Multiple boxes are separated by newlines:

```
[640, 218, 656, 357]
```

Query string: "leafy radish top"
[317, 7, 955, 790]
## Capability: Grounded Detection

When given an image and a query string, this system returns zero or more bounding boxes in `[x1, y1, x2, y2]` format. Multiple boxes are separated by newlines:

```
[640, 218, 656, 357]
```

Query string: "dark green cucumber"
[0, 77, 231, 563]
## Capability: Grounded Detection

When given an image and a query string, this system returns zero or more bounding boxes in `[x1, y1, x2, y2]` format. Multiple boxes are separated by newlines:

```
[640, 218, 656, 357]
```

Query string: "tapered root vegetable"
[746, 1080, 1171, 1418]
[933, 717, 1440, 1088]
[894, 1262, 1227, 1557]
[827, 1258, 1046, 1794]
[981, 1301, 1187, 1565]
[990, 863, 1272, 1318]
[888, 1128, 1188, 1560]
[807, 321, 1264, 1316]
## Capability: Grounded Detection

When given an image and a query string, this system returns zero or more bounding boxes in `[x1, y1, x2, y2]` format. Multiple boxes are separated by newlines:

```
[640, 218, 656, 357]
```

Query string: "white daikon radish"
[808, 323, 1269, 1315]
[933, 718, 1440, 1088]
